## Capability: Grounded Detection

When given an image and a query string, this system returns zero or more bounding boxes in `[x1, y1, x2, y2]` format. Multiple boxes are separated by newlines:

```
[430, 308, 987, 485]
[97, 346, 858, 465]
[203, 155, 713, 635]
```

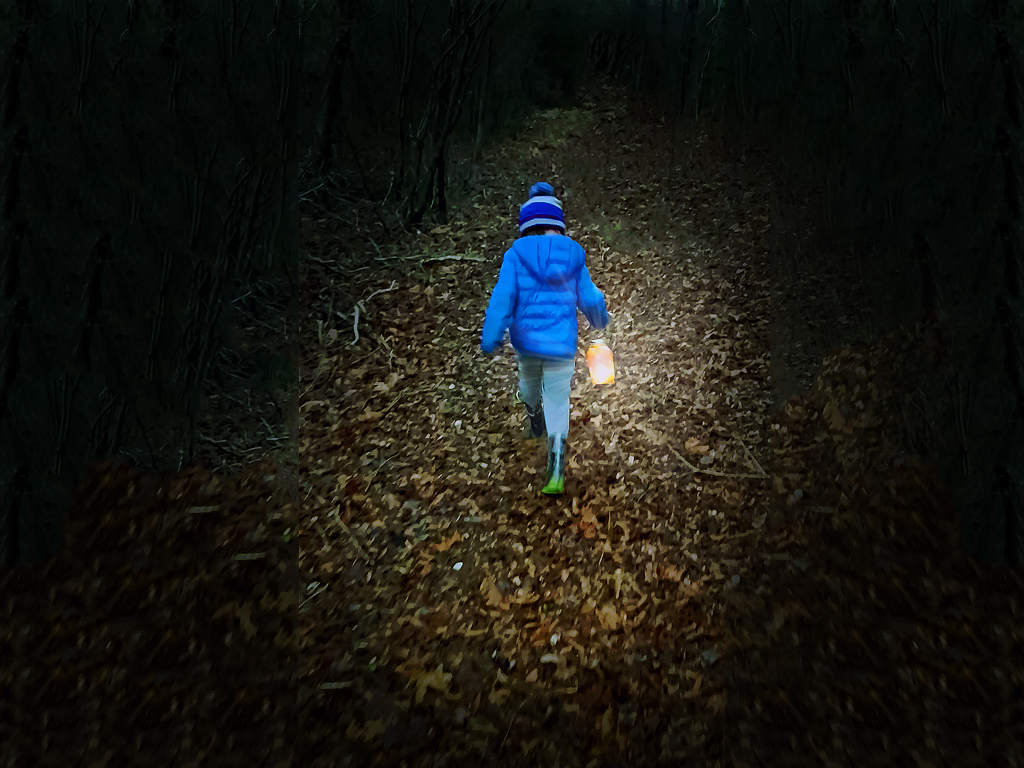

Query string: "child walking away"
[481, 182, 610, 496]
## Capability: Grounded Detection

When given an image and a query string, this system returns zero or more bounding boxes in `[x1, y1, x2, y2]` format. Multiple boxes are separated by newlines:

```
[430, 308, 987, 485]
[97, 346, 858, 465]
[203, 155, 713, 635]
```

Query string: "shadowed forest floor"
[290, 83, 1024, 765]
[295, 84, 774, 763]
[5, 82, 1022, 768]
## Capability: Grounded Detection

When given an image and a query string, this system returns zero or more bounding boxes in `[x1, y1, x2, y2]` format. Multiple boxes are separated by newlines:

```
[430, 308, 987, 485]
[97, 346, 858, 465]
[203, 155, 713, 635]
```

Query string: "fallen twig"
[363, 280, 400, 304]
[737, 436, 767, 476]
[329, 508, 371, 561]
[499, 700, 525, 753]
[422, 253, 486, 265]
[314, 520, 332, 551]
[351, 304, 361, 345]
[668, 444, 769, 480]
[351, 280, 398, 345]
[299, 181, 326, 200]
[379, 383, 430, 417]
[299, 582, 329, 610]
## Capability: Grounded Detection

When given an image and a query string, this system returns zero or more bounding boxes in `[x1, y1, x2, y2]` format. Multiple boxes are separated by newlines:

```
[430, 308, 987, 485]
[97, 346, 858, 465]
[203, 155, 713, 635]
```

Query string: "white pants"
[516, 353, 573, 441]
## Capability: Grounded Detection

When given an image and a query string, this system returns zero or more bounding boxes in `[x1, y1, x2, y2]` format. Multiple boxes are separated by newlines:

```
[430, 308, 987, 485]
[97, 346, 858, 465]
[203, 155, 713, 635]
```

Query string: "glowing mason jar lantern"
[587, 339, 615, 386]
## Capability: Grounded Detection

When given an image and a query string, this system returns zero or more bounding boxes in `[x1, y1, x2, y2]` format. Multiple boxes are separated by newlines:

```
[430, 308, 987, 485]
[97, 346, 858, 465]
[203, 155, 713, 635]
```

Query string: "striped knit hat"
[518, 182, 565, 233]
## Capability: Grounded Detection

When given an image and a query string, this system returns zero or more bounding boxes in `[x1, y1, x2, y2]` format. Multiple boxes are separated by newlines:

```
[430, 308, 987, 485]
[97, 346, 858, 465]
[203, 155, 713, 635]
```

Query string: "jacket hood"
[511, 235, 579, 287]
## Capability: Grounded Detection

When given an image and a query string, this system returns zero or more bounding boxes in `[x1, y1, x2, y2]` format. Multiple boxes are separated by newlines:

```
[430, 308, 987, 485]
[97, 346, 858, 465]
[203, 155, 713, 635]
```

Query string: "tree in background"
[316, 0, 611, 226]
[0, 1, 304, 565]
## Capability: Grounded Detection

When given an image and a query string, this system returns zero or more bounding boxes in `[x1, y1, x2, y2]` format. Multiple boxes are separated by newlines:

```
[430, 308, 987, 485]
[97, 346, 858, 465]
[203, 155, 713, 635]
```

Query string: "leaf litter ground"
[4, 82, 1022, 767]
[290, 82, 1024, 767]
[293, 82, 780, 766]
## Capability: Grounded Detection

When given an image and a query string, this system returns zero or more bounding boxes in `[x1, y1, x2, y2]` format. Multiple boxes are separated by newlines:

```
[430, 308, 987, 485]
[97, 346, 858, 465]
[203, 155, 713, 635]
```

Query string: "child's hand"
[481, 332, 509, 356]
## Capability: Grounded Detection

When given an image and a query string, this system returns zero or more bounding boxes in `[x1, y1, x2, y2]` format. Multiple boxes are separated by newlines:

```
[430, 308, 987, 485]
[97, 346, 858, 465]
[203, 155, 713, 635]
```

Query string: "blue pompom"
[529, 182, 554, 198]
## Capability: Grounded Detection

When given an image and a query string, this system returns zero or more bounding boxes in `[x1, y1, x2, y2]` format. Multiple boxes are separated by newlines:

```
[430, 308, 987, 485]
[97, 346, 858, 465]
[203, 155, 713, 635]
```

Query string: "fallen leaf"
[364, 719, 386, 739]
[685, 437, 710, 454]
[596, 604, 620, 631]
[489, 686, 510, 705]
[823, 399, 846, 431]
[600, 706, 614, 738]
[658, 564, 683, 582]
[434, 532, 462, 552]
[683, 674, 703, 698]
[482, 576, 505, 607]
[411, 666, 452, 704]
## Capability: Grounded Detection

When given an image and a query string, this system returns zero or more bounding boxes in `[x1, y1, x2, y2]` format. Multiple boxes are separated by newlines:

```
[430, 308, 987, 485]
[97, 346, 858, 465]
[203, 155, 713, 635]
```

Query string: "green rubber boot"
[541, 435, 567, 496]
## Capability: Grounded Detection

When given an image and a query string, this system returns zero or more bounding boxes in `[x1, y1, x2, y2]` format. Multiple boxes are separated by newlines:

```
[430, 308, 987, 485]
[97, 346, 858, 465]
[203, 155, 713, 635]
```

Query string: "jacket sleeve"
[576, 263, 610, 330]
[481, 253, 518, 353]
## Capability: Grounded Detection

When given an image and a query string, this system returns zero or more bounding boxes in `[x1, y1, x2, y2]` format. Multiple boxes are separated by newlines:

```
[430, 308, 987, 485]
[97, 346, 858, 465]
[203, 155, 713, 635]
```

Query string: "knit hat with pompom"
[518, 182, 565, 233]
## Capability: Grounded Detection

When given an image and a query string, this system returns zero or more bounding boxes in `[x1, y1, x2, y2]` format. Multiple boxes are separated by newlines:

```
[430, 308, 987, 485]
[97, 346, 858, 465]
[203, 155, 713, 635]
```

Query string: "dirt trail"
[295, 82, 778, 765]
[293, 81, 1023, 768]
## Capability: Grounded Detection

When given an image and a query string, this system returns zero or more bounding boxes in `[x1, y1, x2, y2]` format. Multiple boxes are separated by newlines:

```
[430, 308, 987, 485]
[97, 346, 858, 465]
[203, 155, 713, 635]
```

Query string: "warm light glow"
[587, 341, 615, 386]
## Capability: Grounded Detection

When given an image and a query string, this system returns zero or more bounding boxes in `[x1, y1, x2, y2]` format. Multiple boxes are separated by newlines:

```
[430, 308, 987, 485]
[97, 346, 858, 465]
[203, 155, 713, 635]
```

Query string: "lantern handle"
[600, 311, 615, 345]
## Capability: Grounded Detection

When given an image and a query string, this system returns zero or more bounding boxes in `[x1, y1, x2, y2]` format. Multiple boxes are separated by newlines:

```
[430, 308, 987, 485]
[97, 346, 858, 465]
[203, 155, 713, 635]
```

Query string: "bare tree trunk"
[312, 25, 350, 175]
[435, 142, 447, 221]
[991, 0, 1024, 565]
[394, 0, 430, 200]
[0, 0, 303, 564]
[916, 0, 949, 118]
[634, 37, 645, 91]
[405, 0, 504, 224]
[473, 44, 490, 165]
[770, 0, 807, 83]
[677, 0, 701, 116]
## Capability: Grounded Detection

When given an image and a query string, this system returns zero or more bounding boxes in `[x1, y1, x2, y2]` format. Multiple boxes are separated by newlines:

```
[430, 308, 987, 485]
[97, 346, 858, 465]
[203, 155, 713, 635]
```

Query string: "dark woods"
[0, 1, 303, 564]
[0, 0, 1022, 567]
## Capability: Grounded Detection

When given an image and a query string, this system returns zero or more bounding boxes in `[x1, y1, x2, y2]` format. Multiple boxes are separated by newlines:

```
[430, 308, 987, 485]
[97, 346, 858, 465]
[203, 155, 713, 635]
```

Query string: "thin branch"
[350, 280, 399, 345]
[421, 253, 485, 265]
[363, 280, 399, 303]
[737, 436, 767, 477]
[329, 508, 371, 561]
[668, 443, 769, 480]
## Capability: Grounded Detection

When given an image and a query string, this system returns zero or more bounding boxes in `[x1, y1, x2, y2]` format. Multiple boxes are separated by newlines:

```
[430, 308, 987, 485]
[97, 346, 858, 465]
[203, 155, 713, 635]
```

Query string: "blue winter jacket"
[481, 234, 609, 359]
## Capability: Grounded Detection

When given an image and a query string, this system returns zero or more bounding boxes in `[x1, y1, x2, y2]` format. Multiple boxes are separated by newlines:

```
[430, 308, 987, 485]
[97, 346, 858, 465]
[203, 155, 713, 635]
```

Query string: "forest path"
[294, 81, 779, 765]
[293, 82, 1002, 766]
